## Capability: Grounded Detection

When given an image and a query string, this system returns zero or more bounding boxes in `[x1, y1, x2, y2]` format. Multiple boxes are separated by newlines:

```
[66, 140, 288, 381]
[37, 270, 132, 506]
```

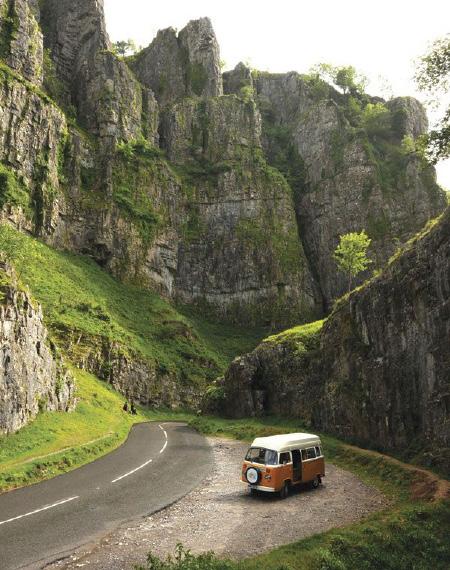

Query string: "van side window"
[306, 447, 317, 459]
[279, 452, 291, 464]
[315, 446, 321, 457]
[301, 449, 307, 461]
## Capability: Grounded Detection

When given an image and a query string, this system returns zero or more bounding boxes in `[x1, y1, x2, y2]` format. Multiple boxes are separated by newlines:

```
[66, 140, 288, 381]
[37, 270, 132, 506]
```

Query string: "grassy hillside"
[0, 224, 267, 387]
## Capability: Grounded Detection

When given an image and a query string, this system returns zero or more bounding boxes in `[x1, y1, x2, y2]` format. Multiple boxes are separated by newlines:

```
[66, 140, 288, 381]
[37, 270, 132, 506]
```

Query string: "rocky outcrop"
[253, 71, 447, 310]
[52, 330, 201, 410]
[0, 0, 43, 84]
[132, 17, 222, 107]
[178, 18, 222, 98]
[222, 208, 450, 471]
[223, 62, 253, 95]
[40, 0, 157, 144]
[386, 96, 429, 139]
[0, 264, 74, 434]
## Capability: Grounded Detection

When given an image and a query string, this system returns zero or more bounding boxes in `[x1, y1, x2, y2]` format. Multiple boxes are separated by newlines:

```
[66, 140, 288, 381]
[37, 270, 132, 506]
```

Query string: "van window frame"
[245, 447, 278, 465]
[279, 451, 292, 465]
[300, 445, 322, 462]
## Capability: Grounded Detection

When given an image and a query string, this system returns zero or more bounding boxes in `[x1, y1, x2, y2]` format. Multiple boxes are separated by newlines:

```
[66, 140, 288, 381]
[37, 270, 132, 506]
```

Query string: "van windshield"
[245, 447, 278, 465]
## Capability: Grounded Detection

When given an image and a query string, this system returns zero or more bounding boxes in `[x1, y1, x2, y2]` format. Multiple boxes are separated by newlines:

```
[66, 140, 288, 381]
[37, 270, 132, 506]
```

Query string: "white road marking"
[111, 459, 153, 483]
[160, 441, 168, 454]
[0, 496, 79, 527]
[163, 430, 168, 439]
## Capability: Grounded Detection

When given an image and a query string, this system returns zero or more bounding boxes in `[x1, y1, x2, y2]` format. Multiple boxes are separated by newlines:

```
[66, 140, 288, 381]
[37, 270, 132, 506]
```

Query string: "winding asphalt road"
[0, 422, 213, 570]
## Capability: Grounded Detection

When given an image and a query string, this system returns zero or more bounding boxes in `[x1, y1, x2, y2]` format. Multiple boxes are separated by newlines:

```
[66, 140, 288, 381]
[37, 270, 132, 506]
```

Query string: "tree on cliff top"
[311, 64, 368, 95]
[112, 39, 138, 57]
[334, 231, 372, 293]
[415, 35, 450, 163]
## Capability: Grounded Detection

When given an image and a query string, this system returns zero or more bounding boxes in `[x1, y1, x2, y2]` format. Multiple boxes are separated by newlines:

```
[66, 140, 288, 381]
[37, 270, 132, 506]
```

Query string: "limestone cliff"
[0, 263, 74, 434]
[0, 3, 445, 327]
[131, 17, 222, 107]
[251, 70, 446, 310]
[0, 0, 43, 85]
[221, 208, 450, 471]
[0, 2, 448, 409]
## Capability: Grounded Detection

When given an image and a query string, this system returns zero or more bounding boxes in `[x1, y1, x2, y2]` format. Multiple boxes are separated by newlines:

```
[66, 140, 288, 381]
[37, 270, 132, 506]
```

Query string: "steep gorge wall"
[0, 2, 446, 326]
[1, 3, 321, 326]
[0, 1, 448, 409]
[0, 263, 74, 434]
[224, 66, 446, 310]
[222, 208, 450, 471]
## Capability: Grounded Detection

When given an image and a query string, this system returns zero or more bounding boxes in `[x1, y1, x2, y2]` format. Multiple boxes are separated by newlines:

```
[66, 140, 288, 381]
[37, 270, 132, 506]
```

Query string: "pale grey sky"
[104, 0, 450, 188]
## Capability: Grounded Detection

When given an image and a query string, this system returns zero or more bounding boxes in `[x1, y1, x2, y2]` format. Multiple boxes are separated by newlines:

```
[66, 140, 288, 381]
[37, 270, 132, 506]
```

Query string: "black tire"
[250, 487, 258, 496]
[312, 476, 321, 489]
[279, 481, 289, 499]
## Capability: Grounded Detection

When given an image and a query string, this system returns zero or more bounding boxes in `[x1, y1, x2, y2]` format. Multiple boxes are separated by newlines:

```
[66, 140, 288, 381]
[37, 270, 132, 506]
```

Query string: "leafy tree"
[334, 231, 372, 292]
[112, 39, 137, 57]
[310, 64, 368, 95]
[361, 102, 391, 138]
[415, 35, 450, 163]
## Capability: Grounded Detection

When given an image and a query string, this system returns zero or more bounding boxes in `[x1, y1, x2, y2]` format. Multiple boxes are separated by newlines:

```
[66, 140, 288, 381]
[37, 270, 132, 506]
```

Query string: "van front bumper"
[242, 482, 276, 492]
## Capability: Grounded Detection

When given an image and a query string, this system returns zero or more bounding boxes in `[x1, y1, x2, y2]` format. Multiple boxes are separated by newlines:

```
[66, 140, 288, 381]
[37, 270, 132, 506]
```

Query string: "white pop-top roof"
[251, 432, 321, 452]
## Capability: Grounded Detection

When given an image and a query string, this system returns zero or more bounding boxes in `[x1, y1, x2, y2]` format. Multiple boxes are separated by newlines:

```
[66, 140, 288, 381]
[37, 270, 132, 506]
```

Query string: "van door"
[291, 449, 302, 482]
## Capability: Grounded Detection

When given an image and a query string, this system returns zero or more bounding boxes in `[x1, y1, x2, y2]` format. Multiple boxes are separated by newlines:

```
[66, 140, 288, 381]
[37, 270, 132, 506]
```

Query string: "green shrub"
[361, 103, 391, 139]
[0, 163, 31, 213]
[135, 544, 234, 570]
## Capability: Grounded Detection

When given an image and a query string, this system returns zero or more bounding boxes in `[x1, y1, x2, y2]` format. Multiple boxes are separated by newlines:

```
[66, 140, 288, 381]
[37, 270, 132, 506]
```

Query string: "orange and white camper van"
[241, 432, 325, 498]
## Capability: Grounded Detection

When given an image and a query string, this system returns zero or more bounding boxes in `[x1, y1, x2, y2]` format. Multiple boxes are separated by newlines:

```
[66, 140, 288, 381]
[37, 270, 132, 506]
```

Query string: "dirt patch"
[47, 438, 389, 569]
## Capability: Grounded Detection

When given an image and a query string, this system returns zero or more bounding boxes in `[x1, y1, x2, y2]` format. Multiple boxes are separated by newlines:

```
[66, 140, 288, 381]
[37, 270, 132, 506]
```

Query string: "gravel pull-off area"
[47, 438, 389, 569]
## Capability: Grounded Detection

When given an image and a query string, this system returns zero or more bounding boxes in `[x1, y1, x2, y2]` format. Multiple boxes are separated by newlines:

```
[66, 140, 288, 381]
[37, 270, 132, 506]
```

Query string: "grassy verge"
[243, 500, 450, 570]
[0, 367, 192, 493]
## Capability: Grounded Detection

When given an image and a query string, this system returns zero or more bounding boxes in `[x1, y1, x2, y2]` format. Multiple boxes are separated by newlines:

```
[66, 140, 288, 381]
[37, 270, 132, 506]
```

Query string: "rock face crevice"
[222, 208, 450, 471]
[0, 264, 74, 434]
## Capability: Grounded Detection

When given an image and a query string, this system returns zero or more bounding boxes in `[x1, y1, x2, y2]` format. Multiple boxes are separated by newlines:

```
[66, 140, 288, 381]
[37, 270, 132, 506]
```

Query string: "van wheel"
[312, 476, 321, 489]
[279, 482, 289, 499]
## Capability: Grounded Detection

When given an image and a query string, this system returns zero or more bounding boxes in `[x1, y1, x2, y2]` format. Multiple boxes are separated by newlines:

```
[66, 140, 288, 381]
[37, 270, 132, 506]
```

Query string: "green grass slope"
[0, 224, 266, 387]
